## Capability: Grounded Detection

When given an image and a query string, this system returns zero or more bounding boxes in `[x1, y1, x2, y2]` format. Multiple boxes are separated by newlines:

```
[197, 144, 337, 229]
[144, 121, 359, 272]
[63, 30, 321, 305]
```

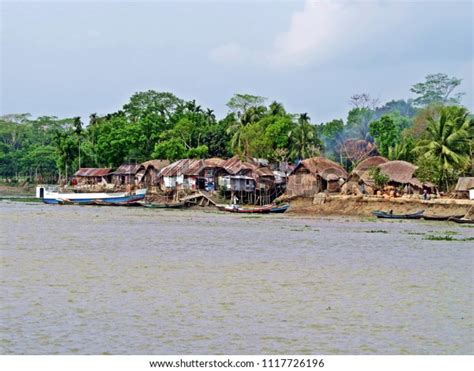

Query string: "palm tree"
[413, 108, 472, 190]
[288, 113, 321, 161]
[227, 106, 266, 154]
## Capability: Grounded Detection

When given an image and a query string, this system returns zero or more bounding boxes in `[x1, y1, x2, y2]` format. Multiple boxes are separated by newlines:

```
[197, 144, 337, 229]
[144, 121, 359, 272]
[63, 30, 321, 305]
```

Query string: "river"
[1, 201, 473, 354]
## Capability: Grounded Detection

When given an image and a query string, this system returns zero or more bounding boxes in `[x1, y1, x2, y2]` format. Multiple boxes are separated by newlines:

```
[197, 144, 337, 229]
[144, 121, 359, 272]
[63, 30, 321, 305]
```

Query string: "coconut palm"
[288, 113, 321, 161]
[413, 108, 472, 189]
[227, 106, 266, 154]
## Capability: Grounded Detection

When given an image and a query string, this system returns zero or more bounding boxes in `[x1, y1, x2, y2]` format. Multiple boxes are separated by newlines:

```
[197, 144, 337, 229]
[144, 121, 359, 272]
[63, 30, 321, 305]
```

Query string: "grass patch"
[0, 197, 41, 203]
[365, 230, 388, 234]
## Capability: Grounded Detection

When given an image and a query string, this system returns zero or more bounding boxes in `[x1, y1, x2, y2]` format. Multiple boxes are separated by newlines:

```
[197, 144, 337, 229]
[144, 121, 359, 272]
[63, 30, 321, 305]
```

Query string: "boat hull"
[448, 217, 474, 224]
[217, 205, 272, 213]
[270, 204, 290, 213]
[372, 210, 424, 219]
[38, 187, 147, 205]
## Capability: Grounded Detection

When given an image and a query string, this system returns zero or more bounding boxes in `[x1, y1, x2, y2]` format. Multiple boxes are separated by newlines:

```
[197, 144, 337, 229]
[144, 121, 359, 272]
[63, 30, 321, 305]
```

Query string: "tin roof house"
[74, 168, 112, 185]
[111, 164, 145, 186]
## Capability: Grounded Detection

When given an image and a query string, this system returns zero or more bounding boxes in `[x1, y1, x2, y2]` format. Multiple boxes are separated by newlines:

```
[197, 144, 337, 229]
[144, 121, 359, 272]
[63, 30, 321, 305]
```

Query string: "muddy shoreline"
[286, 195, 473, 218]
[2, 185, 472, 218]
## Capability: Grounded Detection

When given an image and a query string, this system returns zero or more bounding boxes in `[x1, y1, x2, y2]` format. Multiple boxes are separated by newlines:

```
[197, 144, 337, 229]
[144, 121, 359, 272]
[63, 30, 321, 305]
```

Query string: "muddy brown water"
[1, 201, 473, 354]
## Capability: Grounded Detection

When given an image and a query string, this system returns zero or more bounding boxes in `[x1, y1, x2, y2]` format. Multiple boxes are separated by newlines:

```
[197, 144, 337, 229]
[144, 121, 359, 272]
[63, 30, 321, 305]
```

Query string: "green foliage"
[369, 167, 390, 188]
[288, 114, 322, 160]
[1, 76, 471, 189]
[152, 138, 187, 161]
[375, 99, 417, 118]
[346, 108, 374, 140]
[388, 136, 416, 162]
[369, 113, 410, 157]
[318, 119, 344, 160]
[410, 73, 464, 107]
[413, 106, 473, 190]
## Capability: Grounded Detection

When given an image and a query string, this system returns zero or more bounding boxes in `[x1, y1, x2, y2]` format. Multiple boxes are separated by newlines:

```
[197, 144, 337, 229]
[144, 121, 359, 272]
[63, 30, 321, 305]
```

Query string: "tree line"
[0, 73, 472, 190]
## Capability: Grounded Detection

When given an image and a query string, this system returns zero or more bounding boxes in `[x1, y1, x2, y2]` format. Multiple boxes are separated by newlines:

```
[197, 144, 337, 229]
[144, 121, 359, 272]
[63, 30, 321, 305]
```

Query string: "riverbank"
[287, 195, 473, 218]
[0, 184, 35, 197]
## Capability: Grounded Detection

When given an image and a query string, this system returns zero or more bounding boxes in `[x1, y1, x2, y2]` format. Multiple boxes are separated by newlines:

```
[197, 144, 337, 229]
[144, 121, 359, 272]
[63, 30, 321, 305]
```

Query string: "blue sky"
[1, 0, 473, 123]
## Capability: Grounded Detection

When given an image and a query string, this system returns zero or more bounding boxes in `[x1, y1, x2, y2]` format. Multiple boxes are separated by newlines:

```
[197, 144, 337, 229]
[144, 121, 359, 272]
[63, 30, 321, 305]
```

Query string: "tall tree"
[288, 113, 321, 161]
[410, 73, 464, 107]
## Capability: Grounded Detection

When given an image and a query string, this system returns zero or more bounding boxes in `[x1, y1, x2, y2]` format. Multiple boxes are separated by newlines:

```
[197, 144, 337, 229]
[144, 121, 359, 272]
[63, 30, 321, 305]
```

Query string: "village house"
[73, 168, 112, 185]
[216, 155, 280, 204]
[199, 157, 225, 191]
[286, 156, 348, 197]
[159, 159, 207, 192]
[377, 160, 436, 194]
[454, 177, 474, 199]
[341, 156, 389, 195]
[111, 164, 145, 186]
[138, 160, 170, 190]
[343, 158, 436, 196]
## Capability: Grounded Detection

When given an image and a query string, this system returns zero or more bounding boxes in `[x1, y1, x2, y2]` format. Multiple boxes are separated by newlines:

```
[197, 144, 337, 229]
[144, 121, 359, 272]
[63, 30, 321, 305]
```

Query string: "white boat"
[36, 185, 147, 205]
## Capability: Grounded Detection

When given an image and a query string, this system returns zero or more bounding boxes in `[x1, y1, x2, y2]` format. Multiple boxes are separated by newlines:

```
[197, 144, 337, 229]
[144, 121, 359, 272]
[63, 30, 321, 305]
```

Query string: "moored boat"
[448, 217, 474, 224]
[372, 210, 424, 219]
[36, 185, 147, 205]
[217, 204, 273, 213]
[270, 203, 290, 213]
[422, 214, 465, 221]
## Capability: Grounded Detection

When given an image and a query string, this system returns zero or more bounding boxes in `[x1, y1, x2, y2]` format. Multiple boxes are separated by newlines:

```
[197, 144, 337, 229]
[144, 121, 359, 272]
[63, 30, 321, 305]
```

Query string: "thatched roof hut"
[454, 177, 474, 199]
[353, 156, 389, 174]
[287, 156, 348, 196]
[378, 160, 418, 184]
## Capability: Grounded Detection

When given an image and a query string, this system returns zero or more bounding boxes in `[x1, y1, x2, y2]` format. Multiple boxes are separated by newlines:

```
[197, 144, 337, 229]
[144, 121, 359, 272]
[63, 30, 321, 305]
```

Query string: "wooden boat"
[448, 217, 474, 224]
[36, 185, 147, 205]
[93, 200, 143, 207]
[217, 204, 273, 213]
[372, 210, 424, 219]
[422, 214, 465, 221]
[270, 203, 290, 213]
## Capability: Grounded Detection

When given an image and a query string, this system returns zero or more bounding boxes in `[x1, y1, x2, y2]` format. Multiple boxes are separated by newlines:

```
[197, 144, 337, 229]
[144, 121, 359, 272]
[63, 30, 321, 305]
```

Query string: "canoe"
[422, 214, 465, 221]
[270, 204, 290, 213]
[217, 204, 273, 213]
[372, 210, 424, 219]
[448, 217, 474, 224]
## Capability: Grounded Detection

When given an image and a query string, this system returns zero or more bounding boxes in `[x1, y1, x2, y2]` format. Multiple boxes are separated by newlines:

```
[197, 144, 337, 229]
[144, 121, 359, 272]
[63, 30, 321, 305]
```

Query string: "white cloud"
[269, 0, 407, 67]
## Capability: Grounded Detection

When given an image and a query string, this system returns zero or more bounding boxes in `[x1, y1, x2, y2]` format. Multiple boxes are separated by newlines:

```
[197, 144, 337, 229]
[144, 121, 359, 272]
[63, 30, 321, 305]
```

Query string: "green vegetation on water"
[424, 235, 474, 242]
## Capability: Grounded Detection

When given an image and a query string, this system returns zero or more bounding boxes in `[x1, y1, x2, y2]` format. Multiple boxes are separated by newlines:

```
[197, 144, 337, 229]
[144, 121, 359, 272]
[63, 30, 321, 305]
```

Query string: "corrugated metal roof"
[221, 155, 258, 175]
[160, 159, 205, 177]
[111, 164, 144, 175]
[74, 168, 112, 177]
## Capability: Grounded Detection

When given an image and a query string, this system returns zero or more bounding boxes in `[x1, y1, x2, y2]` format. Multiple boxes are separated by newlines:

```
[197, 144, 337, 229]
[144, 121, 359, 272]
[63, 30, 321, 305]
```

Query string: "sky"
[1, 0, 473, 124]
